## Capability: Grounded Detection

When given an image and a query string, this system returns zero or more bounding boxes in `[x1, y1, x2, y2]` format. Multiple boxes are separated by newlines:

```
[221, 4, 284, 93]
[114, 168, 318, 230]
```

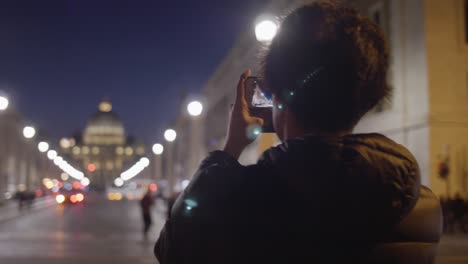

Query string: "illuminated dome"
[99, 100, 112, 112]
[83, 100, 126, 145]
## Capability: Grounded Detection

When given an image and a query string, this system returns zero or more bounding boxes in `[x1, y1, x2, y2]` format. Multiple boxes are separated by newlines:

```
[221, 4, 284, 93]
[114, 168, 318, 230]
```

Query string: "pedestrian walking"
[140, 188, 154, 239]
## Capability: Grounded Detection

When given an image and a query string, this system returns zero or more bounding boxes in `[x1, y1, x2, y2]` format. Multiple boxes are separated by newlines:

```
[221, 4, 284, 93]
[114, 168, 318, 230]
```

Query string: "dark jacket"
[155, 133, 421, 263]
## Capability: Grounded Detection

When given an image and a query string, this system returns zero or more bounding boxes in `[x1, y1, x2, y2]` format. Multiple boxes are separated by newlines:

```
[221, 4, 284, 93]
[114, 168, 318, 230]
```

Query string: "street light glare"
[152, 143, 164, 155]
[53, 156, 64, 166]
[140, 157, 150, 167]
[164, 129, 177, 142]
[61, 173, 69, 181]
[38, 142, 50, 153]
[187, 101, 203, 117]
[114, 177, 124, 187]
[60, 138, 71, 149]
[255, 20, 278, 42]
[23, 126, 36, 139]
[47, 150, 58, 160]
[0, 96, 9, 111]
[80, 177, 91, 186]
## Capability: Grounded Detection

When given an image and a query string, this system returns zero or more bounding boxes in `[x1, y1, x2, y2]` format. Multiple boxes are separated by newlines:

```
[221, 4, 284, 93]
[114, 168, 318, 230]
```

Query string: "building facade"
[0, 106, 58, 203]
[195, 0, 468, 198]
[60, 100, 148, 188]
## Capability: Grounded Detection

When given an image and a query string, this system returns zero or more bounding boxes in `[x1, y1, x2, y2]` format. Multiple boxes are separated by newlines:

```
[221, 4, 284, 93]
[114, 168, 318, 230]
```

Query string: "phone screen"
[245, 77, 273, 108]
[245, 77, 275, 133]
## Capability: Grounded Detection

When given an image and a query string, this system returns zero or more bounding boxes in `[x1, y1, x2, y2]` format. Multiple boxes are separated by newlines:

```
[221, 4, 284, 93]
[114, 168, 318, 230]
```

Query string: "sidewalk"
[0, 196, 56, 223]
[436, 234, 468, 264]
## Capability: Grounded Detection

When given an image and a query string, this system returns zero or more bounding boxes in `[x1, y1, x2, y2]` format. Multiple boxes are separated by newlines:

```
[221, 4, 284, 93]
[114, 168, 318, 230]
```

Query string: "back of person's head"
[260, 0, 389, 133]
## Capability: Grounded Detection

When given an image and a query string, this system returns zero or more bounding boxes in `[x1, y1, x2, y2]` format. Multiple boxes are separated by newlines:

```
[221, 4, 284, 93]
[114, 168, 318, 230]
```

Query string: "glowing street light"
[255, 19, 278, 42]
[164, 129, 177, 142]
[0, 96, 9, 111]
[53, 156, 63, 166]
[164, 129, 176, 197]
[60, 138, 71, 149]
[61, 173, 69, 181]
[38, 142, 49, 153]
[47, 150, 57, 160]
[114, 177, 124, 187]
[152, 143, 164, 181]
[80, 177, 90, 186]
[23, 126, 36, 139]
[140, 157, 150, 167]
[152, 143, 164, 155]
[187, 101, 203, 117]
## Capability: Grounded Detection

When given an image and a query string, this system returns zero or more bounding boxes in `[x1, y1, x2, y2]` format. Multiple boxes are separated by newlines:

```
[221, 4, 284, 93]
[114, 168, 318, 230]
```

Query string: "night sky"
[0, 0, 268, 144]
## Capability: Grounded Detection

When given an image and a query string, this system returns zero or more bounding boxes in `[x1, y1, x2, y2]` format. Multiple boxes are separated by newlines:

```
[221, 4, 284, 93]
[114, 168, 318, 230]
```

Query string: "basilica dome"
[83, 100, 126, 145]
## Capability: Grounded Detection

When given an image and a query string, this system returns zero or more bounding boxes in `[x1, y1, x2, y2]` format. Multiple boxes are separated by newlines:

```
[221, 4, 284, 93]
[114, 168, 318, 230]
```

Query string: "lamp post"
[164, 129, 176, 197]
[152, 143, 164, 182]
[22, 126, 36, 191]
[0, 96, 9, 203]
[186, 101, 204, 179]
[37, 141, 50, 185]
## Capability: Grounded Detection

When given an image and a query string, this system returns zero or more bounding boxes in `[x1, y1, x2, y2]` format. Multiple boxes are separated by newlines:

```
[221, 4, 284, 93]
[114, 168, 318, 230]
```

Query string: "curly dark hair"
[260, 0, 390, 133]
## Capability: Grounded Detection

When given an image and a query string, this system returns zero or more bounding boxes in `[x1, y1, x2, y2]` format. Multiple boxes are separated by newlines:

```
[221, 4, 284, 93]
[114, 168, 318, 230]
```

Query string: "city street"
[0, 194, 165, 264]
[0, 193, 467, 263]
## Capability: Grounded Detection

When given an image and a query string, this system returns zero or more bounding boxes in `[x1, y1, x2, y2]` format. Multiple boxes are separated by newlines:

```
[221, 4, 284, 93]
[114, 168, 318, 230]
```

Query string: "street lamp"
[38, 142, 49, 153]
[47, 150, 57, 160]
[114, 177, 124, 187]
[22, 126, 36, 139]
[164, 129, 177, 142]
[53, 156, 63, 166]
[255, 19, 278, 42]
[0, 96, 9, 111]
[60, 138, 71, 149]
[80, 177, 90, 187]
[61, 173, 69, 181]
[186, 100, 204, 180]
[164, 129, 177, 197]
[187, 101, 203, 117]
[152, 143, 164, 155]
[0, 95, 9, 200]
[140, 157, 150, 168]
[152, 143, 164, 182]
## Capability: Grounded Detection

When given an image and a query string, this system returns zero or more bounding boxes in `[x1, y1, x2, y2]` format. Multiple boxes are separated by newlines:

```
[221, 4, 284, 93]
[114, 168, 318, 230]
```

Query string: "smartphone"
[245, 76, 275, 133]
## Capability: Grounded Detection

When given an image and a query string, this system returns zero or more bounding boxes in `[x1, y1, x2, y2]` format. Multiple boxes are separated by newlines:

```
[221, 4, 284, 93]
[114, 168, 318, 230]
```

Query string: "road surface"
[0, 193, 466, 264]
[0, 193, 165, 264]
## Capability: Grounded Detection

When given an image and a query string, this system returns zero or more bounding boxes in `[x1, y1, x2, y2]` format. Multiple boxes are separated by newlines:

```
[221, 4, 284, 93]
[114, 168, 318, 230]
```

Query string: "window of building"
[125, 147, 133, 156]
[92, 147, 100, 155]
[72, 146, 80, 155]
[82, 146, 90, 155]
[136, 146, 145, 155]
[116, 146, 124, 155]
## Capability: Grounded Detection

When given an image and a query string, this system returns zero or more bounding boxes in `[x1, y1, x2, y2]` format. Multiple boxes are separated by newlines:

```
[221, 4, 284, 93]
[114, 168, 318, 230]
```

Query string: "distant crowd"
[440, 193, 468, 233]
